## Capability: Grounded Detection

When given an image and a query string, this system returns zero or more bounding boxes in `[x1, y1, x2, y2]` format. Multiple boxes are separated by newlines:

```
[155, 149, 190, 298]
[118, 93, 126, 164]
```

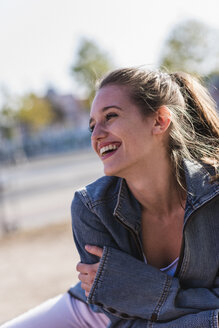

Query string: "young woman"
[2, 68, 219, 327]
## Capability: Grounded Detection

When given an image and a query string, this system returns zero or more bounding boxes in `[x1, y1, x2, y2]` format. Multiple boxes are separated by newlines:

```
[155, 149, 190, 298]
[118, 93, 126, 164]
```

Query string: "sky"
[0, 0, 219, 104]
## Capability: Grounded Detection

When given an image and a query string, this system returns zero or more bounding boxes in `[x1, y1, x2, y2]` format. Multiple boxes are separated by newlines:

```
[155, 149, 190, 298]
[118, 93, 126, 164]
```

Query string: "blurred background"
[0, 0, 219, 323]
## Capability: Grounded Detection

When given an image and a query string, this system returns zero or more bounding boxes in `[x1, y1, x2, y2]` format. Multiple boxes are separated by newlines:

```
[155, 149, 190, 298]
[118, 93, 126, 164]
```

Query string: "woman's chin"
[103, 165, 118, 177]
[103, 164, 124, 177]
[104, 168, 115, 176]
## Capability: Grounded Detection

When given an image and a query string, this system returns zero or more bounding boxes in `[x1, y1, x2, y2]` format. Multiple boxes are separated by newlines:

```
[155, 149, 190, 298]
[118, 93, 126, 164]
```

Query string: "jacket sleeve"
[71, 191, 120, 264]
[88, 246, 219, 323]
[71, 192, 219, 326]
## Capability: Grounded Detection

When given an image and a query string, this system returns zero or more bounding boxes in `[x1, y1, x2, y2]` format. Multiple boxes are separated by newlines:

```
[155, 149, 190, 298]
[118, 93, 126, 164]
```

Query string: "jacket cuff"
[87, 246, 171, 320]
[88, 246, 109, 304]
[87, 246, 138, 319]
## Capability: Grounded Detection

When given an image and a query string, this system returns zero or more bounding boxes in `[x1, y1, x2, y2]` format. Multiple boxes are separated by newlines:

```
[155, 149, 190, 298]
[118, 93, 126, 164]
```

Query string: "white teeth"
[100, 144, 118, 155]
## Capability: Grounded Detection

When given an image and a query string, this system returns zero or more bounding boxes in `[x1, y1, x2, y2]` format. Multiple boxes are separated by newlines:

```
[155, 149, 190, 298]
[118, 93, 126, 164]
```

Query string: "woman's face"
[89, 85, 158, 177]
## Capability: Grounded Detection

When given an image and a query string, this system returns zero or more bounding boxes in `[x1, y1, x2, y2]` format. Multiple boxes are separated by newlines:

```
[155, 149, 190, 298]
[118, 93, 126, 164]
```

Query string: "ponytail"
[171, 72, 219, 138]
[170, 72, 219, 181]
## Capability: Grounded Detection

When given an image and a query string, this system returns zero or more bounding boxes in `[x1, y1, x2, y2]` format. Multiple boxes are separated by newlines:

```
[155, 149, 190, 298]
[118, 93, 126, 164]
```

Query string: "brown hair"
[97, 67, 219, 185]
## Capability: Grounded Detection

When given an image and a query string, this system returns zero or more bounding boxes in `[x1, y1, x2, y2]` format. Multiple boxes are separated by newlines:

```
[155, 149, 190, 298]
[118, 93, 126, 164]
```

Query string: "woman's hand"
[76, 245, 103, 297]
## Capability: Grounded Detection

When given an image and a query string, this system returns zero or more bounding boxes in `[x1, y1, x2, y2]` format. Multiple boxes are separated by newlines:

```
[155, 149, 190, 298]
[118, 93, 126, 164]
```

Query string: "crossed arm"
[72, 192, 219, 327]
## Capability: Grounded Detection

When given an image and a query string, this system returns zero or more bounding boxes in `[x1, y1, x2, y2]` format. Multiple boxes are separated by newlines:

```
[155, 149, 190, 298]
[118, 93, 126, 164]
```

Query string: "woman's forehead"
[91, 85, 130, 111]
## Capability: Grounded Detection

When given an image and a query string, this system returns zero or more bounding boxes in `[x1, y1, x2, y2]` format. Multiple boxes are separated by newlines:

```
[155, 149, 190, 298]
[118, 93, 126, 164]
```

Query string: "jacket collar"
[113, 178, 142, 233]
[114, 159, 219, 231]
[183, 159, 218, 202]
[183, 159, 219, 220]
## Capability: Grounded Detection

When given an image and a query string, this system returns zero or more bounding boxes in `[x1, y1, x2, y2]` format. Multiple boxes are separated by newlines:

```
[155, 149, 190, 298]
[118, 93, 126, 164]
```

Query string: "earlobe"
[152, 106, 171, 135]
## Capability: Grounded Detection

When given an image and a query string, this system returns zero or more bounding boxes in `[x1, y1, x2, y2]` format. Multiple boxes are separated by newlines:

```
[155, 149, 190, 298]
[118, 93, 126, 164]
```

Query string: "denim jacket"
[69, 160, 219, 327]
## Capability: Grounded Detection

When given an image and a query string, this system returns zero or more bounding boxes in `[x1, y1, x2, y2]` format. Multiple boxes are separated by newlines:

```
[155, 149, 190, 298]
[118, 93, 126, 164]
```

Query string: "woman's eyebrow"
[89, 105, 123, 126]
[102, 105, 123, 111]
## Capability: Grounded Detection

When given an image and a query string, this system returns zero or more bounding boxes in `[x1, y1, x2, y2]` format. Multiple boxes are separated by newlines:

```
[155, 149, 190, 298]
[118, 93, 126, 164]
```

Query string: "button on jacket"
[69, 160, 219, 327]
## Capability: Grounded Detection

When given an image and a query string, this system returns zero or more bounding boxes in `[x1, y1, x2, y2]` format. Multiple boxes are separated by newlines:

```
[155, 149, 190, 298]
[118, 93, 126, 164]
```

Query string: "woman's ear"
[152, 106, 171, 135]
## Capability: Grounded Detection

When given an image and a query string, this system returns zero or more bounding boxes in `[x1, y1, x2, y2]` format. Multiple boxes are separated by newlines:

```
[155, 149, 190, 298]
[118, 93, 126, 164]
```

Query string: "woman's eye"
[88, 113, 117, 133]
[106, 113, 118, 121]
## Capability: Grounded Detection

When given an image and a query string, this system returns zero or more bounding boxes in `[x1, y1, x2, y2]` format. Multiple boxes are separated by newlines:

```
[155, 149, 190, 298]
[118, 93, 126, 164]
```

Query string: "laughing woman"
[2, 68, 219, 327]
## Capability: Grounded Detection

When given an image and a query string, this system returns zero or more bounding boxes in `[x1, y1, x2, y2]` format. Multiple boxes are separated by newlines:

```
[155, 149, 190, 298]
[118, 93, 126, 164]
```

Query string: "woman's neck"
[125, 158, 186, 218]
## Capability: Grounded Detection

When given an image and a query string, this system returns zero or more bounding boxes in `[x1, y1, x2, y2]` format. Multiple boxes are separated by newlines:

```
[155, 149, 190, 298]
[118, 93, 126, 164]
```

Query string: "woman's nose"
[91, 123, 108, 141]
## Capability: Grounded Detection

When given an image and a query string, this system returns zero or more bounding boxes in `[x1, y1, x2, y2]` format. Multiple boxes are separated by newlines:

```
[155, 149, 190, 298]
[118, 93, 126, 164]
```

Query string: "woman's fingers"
[85, 245, 103, 258]
[76, 262, 90, 273]
[81, 282, 91, 296]
[76, 246, 103, 297]
[76, 262, 100, 296]
[76, 261, 99, 274]
[78, 272, 95, 284]
[78, 272, 96, 296]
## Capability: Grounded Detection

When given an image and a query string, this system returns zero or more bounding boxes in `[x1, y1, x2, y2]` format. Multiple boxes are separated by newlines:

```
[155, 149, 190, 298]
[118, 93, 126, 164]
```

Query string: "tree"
[0, 106, 15, 139]
[16, 93, 54, 133]
[159, 19, 219, 76]
[71, 38, 113, 108]
[0, 87, 17, 139]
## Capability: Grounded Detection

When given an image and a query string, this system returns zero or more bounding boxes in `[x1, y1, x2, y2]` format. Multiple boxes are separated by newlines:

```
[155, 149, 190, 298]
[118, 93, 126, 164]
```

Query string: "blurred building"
[0, 89, 91, 163]
[18, 89, 91, 158]
[45, 88, 89, 129]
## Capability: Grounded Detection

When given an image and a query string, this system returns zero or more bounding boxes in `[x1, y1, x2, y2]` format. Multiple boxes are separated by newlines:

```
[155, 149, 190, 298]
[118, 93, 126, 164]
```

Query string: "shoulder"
[183, 159, 219, 201]
[71, 176, 121, 232]
[72, 175, 122, 209]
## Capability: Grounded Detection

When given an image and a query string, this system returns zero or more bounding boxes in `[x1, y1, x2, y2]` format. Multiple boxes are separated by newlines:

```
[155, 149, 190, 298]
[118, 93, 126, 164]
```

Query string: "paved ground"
[0, 150, 103, 324]
[0, 149, 103, 233]
[0, 222, 80, 324]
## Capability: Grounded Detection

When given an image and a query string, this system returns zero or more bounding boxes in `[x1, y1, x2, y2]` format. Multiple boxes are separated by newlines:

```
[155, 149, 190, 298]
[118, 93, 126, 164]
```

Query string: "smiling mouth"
[100, 144, 119, 157]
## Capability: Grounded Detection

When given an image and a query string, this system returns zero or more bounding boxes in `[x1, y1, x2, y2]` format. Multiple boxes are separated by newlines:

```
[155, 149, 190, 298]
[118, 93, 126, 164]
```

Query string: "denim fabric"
[69, 160, 219, 327]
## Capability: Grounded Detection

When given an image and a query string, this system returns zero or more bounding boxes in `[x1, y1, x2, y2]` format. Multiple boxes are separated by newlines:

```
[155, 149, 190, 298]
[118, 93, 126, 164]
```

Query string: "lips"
[98, 142, 121, 157]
